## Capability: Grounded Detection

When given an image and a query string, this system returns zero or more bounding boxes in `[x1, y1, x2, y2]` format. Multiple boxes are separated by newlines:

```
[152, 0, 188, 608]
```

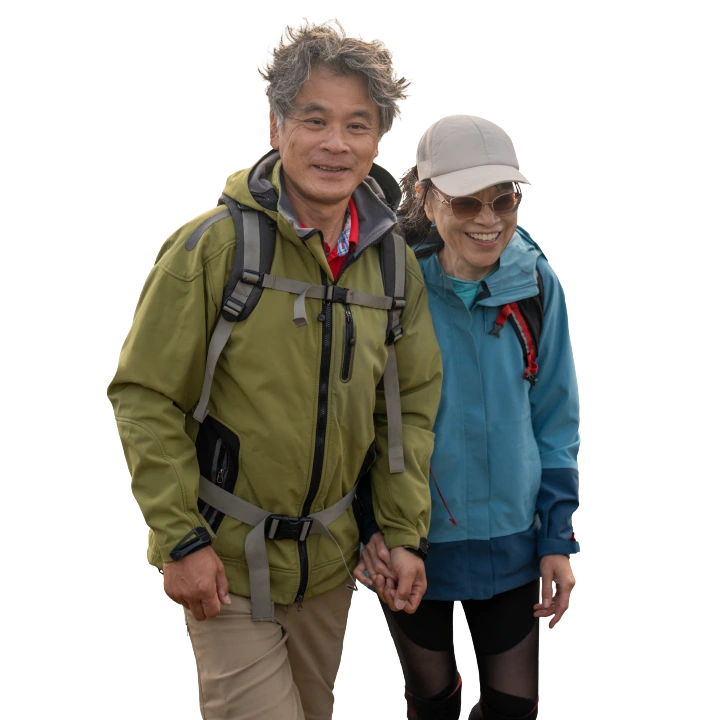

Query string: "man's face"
[270, 65, 381, 207]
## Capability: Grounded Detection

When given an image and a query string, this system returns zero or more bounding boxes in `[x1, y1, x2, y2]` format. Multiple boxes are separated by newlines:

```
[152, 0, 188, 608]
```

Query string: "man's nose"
[321, 124, 350, 153]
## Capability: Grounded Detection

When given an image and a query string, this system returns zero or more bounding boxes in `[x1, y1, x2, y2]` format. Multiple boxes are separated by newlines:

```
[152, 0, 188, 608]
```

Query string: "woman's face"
[424, 183, 519, 281]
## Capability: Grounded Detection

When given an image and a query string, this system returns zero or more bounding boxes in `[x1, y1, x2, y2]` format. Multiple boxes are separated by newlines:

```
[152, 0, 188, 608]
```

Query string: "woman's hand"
[533, 554, 576, 628]
[352, 531, 395, 589]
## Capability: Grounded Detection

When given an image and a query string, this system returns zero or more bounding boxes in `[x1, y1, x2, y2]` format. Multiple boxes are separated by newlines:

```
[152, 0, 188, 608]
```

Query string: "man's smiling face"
[270, 64, 381, 208]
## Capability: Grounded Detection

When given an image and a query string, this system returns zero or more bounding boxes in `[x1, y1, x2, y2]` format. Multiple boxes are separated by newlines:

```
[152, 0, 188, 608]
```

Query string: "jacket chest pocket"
[195, 416, 240, 533]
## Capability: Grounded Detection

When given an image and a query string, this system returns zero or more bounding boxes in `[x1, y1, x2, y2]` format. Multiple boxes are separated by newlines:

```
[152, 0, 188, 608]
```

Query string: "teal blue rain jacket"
[360, 228, 580, 600]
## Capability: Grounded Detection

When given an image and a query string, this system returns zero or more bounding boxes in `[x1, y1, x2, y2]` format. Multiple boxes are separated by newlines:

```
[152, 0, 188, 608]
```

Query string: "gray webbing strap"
[293, 287, 310, 328]
[198, 476, 358, 622]
[383, 233, 407, 474]
[192, 211, 262, 422]
[260, 274, 393, 327]
[193, 317, 234, 422]
[384, 343, 405, 474]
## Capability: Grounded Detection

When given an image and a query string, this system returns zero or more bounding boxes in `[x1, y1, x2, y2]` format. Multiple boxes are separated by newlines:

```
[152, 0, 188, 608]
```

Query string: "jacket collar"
[226, 150, 397, 253]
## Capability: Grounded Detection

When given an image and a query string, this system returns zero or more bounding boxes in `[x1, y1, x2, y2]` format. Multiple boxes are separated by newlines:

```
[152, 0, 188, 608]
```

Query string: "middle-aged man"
[108, 21, 443, 720]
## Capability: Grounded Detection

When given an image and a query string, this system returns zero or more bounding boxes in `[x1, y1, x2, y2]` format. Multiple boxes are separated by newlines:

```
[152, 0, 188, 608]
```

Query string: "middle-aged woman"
[354, 115, 580, 720]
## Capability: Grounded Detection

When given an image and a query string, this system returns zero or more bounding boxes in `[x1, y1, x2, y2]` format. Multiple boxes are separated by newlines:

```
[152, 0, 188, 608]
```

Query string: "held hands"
[163, 546, 232, 621]
[353, 532, 427, 613]
[533, 554, 576, 628]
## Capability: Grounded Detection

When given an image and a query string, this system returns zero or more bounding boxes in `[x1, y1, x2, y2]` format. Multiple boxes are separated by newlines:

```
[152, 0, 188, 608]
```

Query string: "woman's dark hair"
[397, 165, 444, 257]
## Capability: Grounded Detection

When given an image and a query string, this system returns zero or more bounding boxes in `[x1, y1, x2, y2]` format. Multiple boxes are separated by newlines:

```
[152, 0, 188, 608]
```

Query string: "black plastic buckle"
[331, 286, 348, 304]
[386, 325, 403, 345]
[169, 527, 212, 562]
[265, 514, 313, 542]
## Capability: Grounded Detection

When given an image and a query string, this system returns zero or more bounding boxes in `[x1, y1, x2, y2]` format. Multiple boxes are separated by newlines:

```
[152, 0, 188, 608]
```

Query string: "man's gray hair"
[259, 20, 409, 138]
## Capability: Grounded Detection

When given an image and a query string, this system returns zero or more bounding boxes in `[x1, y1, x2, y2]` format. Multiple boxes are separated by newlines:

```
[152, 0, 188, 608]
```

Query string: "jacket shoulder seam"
[159, 236, 235, 282]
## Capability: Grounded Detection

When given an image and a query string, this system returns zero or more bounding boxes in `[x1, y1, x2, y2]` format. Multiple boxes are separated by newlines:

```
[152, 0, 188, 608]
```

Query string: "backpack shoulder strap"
[379, 231, 407, 473]
[514, 267, 545, 353]
[489, 267, 545, 386]
[192, 197, 276, 422]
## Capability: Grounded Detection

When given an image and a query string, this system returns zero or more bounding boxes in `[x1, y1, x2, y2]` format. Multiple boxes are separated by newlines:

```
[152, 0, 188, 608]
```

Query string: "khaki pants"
[185, 582, 354, 720]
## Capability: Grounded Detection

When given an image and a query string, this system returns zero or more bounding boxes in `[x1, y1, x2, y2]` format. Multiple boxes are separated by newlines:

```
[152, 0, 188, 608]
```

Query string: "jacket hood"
[222, 150, 400, 250]
[421, 227, 544, 307]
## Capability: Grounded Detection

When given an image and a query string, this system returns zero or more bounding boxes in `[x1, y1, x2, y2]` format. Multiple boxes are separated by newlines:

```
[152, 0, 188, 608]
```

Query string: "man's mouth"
[314, 164, 349, 172]
[466, 231, 500, 243]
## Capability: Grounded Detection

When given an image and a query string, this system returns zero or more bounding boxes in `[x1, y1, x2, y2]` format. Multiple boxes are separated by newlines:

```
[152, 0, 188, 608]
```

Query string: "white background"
[2, 1, 718, 717]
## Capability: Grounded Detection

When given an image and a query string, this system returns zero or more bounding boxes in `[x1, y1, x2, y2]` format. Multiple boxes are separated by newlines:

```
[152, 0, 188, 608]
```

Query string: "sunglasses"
[431, 185, 522, 220]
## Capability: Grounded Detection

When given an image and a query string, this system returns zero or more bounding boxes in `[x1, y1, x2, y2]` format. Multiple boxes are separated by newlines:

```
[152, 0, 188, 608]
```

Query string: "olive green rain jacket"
[108, 152, 443, 605]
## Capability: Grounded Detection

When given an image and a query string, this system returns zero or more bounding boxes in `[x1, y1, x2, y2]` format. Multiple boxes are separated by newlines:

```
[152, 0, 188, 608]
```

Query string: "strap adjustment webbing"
[198, 476, 358, 622]
[383, 232, 407, 473]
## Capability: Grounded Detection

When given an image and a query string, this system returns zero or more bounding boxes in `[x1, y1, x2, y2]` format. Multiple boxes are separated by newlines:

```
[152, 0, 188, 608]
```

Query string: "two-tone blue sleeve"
[530, 258, 581, 556]
[356, 470, 381, 545]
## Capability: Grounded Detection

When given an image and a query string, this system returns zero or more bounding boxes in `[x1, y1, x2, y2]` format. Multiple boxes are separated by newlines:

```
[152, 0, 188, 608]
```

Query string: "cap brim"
[432, 165, 530, 196]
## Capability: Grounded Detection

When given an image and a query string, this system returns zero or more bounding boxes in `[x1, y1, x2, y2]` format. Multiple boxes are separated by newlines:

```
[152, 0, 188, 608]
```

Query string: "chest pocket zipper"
[205, 439, 230, 528]
[341, 304, 355, 382]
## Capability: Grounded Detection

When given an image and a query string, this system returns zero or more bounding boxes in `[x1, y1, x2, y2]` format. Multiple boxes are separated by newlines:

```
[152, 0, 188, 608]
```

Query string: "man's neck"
[284, 181, 349, 251]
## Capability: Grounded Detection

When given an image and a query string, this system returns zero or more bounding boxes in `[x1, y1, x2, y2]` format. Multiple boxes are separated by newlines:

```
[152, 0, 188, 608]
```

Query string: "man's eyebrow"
[295, 103, 375, 124]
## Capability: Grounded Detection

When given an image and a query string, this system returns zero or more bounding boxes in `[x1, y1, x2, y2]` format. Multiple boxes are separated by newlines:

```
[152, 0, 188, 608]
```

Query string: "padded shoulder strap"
[514, 268, 544, 354]
[381, 231, 407, 343]
[192, 200, 276, 422]
[218, 194, 276, 322]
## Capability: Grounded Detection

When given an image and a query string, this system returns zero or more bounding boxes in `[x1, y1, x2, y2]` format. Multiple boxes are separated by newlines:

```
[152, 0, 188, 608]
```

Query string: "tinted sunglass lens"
[450, 197, 483, 219]
[492, 193, 520, 215]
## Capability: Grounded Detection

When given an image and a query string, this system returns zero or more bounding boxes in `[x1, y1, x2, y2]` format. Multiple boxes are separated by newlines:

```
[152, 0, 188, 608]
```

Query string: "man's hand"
[385, 547, 426, 613]
[163, 546, 231, 621]
[533, 554, 575, 628]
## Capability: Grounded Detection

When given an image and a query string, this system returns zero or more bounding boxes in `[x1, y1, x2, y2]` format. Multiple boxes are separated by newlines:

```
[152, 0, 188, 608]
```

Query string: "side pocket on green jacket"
[196, 417, 240, 533]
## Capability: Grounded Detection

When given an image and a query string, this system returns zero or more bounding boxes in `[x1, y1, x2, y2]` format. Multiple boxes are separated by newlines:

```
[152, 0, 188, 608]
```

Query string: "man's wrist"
[402, 537, 429, 561]
[169, 527, 212, 561]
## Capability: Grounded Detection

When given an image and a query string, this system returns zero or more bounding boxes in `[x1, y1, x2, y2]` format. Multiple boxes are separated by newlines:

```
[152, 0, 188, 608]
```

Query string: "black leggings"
[382, 580, 539, 717]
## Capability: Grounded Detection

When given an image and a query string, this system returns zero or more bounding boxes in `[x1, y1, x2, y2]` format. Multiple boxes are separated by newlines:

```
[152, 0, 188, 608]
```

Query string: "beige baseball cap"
[417, 115, 530, 196]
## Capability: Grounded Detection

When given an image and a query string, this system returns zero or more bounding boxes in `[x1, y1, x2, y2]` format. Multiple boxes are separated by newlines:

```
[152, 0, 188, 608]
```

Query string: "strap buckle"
[222, 297, 245, 318]
[392, 297, 406, 309]
[265, 514, 314, 542]
[386, 325, 403, 345]
[242, 270, 261, 285]
[331, 286, 348, 304]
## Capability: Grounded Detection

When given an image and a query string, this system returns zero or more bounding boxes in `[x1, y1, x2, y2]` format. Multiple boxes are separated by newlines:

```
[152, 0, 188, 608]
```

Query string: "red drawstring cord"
[430, 466, 458, 526]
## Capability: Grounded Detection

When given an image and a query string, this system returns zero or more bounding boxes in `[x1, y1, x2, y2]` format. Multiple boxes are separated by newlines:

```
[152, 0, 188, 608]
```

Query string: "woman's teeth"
[467, 232, 499, 242]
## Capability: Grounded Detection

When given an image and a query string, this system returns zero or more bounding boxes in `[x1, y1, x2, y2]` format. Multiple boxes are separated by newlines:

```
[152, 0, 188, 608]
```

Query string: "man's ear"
[269, 112, 280, 150]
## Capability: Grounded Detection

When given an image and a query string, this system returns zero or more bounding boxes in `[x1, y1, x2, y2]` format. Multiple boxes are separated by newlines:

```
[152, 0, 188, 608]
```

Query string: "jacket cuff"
[538, 538, 580, 556]
[383, 528, 421, 552]
[156, 513, 213, 563]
